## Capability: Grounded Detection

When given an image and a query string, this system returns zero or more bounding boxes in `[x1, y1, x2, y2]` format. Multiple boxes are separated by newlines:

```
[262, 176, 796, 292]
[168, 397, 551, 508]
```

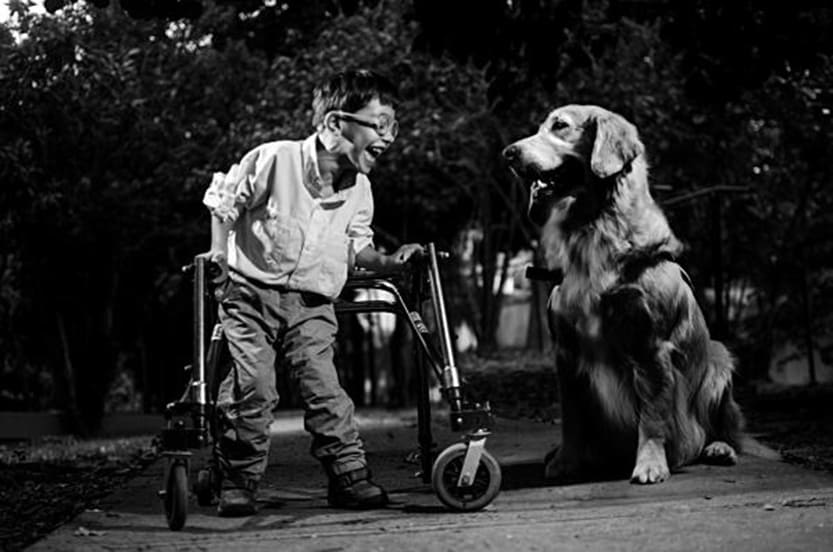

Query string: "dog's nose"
[502, 144, 520, 163]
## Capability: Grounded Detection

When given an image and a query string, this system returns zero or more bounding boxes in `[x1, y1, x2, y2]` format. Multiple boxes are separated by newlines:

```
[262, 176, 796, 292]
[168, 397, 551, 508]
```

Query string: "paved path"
[29, 409, 833, 551]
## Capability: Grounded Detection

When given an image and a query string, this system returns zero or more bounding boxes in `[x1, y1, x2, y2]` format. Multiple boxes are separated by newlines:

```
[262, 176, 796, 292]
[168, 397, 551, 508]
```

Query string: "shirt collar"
[302, 134, 350, 205]
[302, 134, 324, 189]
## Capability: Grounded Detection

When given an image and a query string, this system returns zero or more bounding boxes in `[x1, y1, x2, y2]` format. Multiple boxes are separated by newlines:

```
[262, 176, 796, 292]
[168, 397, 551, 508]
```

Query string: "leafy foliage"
[0, 2, 273, 425]
[1, 0, 831, 424]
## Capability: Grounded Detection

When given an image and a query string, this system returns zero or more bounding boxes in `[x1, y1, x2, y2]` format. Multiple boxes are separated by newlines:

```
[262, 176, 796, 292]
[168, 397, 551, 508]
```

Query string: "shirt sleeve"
[348, 178, 375, 256]
[202, 145, 274, 222]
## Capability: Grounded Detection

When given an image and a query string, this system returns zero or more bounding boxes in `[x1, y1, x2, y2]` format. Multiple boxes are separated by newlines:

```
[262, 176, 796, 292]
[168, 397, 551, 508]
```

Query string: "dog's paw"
[631, 440, 669, 484]
[701, 441, 738, 466]
[631, 459, 669, 484]
[543, 446, 582, 481]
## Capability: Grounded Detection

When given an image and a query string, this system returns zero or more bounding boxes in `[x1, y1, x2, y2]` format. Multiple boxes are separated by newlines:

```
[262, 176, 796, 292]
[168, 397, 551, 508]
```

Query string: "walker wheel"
[164, 460, 189, 530]
[194, 468, 216, 507]
[431, 442, 502, 512]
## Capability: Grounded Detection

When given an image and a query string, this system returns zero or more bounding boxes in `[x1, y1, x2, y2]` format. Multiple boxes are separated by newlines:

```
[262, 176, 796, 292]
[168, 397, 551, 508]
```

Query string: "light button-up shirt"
[203, 135, 374, 299]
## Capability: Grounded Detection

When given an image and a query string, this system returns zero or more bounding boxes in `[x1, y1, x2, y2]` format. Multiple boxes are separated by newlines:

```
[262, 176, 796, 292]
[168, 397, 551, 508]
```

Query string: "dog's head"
[503, 105, 644, 223]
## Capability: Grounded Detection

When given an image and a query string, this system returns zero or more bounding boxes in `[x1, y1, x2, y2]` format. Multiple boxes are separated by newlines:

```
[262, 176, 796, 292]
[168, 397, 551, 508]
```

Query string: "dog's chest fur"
[551, 218, 640, 427]
[552, 215, 630, 342]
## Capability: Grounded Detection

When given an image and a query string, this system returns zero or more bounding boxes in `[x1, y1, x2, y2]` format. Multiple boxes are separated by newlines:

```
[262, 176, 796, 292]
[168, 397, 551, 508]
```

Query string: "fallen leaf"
[74, 526, 106, 537]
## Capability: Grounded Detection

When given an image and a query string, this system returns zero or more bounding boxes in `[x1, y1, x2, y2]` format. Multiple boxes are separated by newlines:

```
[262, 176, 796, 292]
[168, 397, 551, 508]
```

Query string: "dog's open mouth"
[520, 159, 584, 197]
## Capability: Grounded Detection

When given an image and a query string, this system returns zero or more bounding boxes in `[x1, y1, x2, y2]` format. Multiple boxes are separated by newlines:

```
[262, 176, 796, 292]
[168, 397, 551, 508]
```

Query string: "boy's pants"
[215, 276, 366, 488]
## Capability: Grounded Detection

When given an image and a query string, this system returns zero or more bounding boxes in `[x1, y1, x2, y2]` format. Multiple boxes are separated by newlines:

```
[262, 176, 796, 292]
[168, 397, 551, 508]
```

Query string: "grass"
[0, 434, 157, 552]
[0, 435, 154, 466]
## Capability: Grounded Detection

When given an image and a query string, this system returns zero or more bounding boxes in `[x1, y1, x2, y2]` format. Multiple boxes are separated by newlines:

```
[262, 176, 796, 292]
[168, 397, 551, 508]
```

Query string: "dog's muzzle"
[502, 143, 539, 184]
[504, 143, 581, 194]
[502, 143, 522, 165]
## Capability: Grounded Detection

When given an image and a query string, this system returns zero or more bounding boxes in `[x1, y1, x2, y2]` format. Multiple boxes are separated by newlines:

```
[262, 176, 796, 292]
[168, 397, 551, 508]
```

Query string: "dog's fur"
[503, 105, 744, 484]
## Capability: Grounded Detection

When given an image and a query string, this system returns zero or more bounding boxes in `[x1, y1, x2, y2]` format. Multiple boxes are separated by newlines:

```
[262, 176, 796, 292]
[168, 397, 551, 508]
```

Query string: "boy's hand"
[354, 243, 424, 273]
[387, 243, 424, 268]
[197, 250, 229, 284]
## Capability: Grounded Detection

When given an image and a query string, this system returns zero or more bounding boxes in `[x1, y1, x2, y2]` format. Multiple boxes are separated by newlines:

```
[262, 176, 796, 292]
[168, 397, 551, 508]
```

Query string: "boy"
[202, 69, 423, 517]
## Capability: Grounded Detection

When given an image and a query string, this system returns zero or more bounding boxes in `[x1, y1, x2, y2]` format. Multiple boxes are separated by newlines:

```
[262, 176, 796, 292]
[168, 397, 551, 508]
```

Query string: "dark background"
[1, 0, 831, 433]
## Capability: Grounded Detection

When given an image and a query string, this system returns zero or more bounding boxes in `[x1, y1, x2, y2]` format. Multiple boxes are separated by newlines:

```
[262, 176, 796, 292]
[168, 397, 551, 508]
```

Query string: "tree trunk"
[56, 312, 87, 436]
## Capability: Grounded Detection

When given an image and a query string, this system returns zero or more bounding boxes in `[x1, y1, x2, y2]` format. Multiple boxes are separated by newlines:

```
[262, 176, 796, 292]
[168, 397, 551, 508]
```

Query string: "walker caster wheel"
[194, 468, 216, 507]
[163, 459, 189, 530]
[431, 442, 502, 511]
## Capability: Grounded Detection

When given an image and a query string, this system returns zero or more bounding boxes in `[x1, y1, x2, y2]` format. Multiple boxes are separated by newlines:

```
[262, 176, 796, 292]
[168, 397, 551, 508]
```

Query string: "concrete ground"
[28, 408, 833, 552]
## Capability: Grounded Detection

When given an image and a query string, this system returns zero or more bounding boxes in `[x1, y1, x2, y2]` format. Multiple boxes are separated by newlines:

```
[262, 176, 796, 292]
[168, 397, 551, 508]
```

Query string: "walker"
[156, 243, 502, 530]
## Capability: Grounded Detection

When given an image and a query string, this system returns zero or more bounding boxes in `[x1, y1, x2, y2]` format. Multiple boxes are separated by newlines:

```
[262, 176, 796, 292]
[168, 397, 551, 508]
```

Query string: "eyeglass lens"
[377, 115, 398, 137]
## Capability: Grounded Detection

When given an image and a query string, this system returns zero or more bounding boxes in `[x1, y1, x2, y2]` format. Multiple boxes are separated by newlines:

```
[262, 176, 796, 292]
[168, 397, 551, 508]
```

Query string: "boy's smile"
[337, 98, 397, 174]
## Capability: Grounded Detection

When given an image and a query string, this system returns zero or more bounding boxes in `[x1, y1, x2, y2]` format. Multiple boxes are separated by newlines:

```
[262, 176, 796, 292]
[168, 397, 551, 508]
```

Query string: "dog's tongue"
[532, 179, 550, 192]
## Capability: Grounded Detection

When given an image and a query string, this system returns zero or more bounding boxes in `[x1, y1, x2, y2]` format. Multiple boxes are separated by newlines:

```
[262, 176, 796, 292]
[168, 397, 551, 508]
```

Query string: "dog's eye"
[551, 119, 569, 131]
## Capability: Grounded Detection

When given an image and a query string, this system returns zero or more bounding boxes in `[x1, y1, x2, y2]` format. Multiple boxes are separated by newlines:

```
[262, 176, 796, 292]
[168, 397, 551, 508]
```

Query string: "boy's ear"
[323, 111, 341, 134]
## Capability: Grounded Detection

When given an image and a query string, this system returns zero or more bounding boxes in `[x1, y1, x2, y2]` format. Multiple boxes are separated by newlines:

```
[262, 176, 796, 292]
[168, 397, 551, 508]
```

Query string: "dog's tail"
[696, 340, 746, 453]
[739, 435, 782, 461]
[694, 341, 781, 460]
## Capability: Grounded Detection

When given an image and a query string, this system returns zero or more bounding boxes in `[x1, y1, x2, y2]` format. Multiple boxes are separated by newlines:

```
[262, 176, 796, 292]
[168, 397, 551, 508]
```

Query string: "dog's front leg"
[602, 285, 674, 484]
[544, 353, 586, 481]
[544, 311, 587, 481]
[631, 343, 676, 484]
[633, 421, 669, 483]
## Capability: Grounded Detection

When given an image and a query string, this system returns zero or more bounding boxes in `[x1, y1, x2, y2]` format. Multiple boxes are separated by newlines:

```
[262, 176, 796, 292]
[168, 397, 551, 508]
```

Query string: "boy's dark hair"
[312, 69, 399, 127]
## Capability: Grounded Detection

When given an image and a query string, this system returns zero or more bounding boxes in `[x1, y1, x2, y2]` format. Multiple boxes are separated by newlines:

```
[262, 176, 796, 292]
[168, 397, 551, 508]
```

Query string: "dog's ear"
[590, 114, 644, 178]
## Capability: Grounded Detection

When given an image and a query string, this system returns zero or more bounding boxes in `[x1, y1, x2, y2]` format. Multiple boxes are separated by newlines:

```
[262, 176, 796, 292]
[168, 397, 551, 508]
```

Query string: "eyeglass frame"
[331, 110, 399, 139]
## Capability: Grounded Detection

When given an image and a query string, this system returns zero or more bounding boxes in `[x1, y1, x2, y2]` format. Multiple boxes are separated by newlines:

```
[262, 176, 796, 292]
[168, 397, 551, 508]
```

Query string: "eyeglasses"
[333, 111, 399, 139]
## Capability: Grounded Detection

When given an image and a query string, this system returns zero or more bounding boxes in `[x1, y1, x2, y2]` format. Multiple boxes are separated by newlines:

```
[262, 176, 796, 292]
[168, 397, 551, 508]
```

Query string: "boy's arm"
[202, 149, 266, 281]
[349, 177, 423, 272]
[354, 243, 424, 273]
[210, 215, 232, 257]
[202, 213, 235, 282]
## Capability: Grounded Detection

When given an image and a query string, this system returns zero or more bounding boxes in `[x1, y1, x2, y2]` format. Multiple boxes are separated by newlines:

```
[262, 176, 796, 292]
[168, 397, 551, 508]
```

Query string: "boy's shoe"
[217, 487, 257, 517]
[327, 467, 389, 509]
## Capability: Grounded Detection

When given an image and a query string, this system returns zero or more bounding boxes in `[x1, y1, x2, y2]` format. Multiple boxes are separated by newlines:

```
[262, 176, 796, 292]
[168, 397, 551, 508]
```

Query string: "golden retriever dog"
[502, 105, 744, 484]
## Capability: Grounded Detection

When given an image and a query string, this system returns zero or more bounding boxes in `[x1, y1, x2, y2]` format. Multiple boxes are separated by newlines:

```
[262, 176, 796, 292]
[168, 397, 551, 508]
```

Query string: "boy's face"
[337, 98, 397, 174]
